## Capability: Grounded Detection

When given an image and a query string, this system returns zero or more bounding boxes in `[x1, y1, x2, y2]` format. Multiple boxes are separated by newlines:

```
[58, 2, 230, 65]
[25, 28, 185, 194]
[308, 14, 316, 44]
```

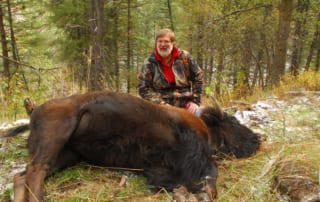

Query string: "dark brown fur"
[12, 91, 217, 202]
[9, 91, 260, 202]
[197, 106, 260, 158]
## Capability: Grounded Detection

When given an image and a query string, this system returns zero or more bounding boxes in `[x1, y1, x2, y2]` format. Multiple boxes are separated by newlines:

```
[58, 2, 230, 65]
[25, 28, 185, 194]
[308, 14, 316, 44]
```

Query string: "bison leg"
[22, 148, 79, 202]
[22, 124, 77, 202]
[13, 171, 26, 202]
[25, 163, 48, 202]
[21, 112, 79, 201]
[47, 148, 80, 176]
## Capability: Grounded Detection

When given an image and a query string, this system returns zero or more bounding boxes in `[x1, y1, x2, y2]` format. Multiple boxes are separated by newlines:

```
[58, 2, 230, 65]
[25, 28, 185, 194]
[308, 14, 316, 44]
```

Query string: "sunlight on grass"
[44, 165, 171, 202]
[1, 70, 319, 201]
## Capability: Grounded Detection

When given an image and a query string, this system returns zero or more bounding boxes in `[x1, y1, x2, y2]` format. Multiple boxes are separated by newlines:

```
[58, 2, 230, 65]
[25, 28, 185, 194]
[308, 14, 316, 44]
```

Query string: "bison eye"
[230, 116, 240, 125]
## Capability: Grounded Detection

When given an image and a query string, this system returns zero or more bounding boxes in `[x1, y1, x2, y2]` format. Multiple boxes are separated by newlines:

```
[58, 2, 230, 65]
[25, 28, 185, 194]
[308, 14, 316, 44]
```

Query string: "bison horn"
[211, 96, 224, 118]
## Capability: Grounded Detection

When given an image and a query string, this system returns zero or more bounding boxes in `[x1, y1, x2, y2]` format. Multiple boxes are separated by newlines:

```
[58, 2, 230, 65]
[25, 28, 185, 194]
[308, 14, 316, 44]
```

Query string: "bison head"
[197, 98, 260, 158]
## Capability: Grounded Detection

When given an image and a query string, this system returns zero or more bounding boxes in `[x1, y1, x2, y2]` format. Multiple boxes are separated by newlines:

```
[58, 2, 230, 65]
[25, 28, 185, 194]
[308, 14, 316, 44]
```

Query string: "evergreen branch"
[211, 4, 273, 23]
[0, 55, 59, 71]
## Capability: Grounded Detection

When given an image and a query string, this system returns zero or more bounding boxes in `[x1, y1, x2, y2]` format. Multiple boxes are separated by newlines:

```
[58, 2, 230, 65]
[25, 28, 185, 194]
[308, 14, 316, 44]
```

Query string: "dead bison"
[7, 91, 260, 202]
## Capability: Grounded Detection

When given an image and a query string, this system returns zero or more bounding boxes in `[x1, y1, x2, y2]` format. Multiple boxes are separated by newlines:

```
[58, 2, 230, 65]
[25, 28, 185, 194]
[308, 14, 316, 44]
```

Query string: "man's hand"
[185, 101, 199, 114]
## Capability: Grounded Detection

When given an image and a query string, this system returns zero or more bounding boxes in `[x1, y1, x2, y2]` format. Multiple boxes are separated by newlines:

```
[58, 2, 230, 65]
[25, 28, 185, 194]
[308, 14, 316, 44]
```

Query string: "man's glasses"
[157, 40, 171, 44]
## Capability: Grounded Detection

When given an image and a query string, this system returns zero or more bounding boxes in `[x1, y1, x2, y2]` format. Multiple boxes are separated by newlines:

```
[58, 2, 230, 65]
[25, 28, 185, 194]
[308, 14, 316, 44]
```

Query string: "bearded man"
[138, 28, 204, 114]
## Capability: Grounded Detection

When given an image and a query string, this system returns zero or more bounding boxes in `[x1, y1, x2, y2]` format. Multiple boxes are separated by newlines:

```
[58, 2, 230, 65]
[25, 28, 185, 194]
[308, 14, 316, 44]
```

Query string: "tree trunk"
[89, 0, 105, 91]
[251, 46, 264, 92]
[6, 0, 29, 91]
[215, 48, 224, 96]
[305, 12, 319, 71]
[126, 0, 132, 93]
[290, 0, 309, 77]
[195, 15, 204, 69]
[111, 0, 120, 92]
[269, 0, 293, 87]
[214, 2, 231, 97]
[6, 0, 19, 64]
[207, 53, 214, 85]
[0, 2, 10, 78]
[167, 0, 174, 31]
[262, 28, 271, 89]
[238, 27, 253, 96]
[250, 7, 270, 90]
[316, 48, 320, 72]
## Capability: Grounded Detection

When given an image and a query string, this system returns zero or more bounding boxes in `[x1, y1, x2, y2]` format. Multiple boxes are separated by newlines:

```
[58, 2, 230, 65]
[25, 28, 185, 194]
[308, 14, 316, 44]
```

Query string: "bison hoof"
[196, 192, 213, 201]
[173, 186, 198, 202]
[202, 176, 217, 201]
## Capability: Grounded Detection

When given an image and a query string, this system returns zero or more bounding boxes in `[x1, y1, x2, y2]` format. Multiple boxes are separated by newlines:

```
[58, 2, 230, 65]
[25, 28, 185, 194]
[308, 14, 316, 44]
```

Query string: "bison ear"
[211, 96, 224, 119]
[198, 106, 222, 128]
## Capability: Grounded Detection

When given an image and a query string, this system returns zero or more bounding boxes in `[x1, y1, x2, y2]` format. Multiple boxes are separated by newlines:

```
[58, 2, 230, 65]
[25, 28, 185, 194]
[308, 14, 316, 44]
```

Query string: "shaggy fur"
[199, 106, 260, 158]
[11, 91, 217, 202]
[6, 91, 260, 202]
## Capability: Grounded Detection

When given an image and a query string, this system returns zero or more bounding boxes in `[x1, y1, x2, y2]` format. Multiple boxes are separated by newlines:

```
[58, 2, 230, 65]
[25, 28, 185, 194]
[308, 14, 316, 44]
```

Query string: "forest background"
[1, 1, 320, 201]
[1, 0, 320, 121]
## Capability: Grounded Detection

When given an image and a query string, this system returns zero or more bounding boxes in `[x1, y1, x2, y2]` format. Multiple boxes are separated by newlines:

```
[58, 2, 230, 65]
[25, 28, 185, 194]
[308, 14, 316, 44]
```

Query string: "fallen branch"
[84, 164, 144, 172]
[284, 91, 320, 96]
[229, 100, 251, 105]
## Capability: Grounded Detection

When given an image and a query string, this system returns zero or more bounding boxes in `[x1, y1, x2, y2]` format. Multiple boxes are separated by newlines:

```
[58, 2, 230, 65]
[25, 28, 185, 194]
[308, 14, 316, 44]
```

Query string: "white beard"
[157, 45, 173, 58]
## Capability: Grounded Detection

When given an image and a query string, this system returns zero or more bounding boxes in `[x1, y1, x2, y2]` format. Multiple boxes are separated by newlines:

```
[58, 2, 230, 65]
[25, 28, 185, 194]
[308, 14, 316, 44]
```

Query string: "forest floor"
[0, 92, 319, 202]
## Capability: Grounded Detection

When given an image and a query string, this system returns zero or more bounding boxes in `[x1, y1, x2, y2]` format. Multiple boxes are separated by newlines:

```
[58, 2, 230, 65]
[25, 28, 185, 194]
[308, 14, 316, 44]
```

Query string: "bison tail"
[2, 124, 30, 137]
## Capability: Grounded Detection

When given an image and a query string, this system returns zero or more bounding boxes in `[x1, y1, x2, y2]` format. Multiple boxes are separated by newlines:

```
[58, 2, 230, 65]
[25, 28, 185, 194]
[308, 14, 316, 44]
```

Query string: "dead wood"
[272, 159, 320, 202]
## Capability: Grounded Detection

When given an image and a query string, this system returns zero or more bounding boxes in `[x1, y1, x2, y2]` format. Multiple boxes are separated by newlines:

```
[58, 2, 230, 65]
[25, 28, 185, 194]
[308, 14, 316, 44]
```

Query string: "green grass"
[1, 71, 320, 201]
[1, 93, 319, 201]
[44, 165, 171, 202]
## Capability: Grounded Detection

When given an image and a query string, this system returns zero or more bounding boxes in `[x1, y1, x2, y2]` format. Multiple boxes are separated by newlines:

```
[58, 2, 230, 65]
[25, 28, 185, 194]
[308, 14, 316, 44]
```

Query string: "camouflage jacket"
[138, 49, 204, 107]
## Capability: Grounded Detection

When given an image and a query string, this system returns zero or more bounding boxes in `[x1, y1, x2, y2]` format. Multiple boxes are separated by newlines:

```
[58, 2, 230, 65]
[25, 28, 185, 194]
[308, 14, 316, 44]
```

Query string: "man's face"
[156, 35, 173, 58]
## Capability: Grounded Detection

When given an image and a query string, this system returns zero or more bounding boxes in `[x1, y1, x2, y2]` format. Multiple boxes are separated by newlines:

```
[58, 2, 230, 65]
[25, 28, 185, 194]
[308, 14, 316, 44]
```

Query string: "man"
[138, 28, 204, 114]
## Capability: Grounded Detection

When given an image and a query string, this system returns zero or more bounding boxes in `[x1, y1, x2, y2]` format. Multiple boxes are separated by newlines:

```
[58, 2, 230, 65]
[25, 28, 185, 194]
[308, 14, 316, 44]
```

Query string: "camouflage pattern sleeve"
[187, 53, 204, 106]
[137, 63, 167, 105]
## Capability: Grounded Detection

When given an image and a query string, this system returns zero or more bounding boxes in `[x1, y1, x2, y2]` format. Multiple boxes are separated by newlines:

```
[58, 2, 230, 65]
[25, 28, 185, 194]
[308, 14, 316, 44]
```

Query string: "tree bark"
[254, 6, 271, 90]
[251, 46, 264, 92]
[215, 2, 230, 96]
[207, 52, 214, 85]
[0, 2, 10, 78]
[89, 0, 105, 91]
[215, 48, 224, 96]
[6, 0, 29, 91]
[195, 15, 204, 69]
[112, 0, 120, 92]
[315, 48, 320, 72]
[305, 12, 319, 71]
[290, 0, 309, 76]
[269, 0, 293, 87]
[126, 0, 132, 93]
[238, 27, 253, 96]
[6, 0, 19, 64]
[167, 0, 174, 31]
